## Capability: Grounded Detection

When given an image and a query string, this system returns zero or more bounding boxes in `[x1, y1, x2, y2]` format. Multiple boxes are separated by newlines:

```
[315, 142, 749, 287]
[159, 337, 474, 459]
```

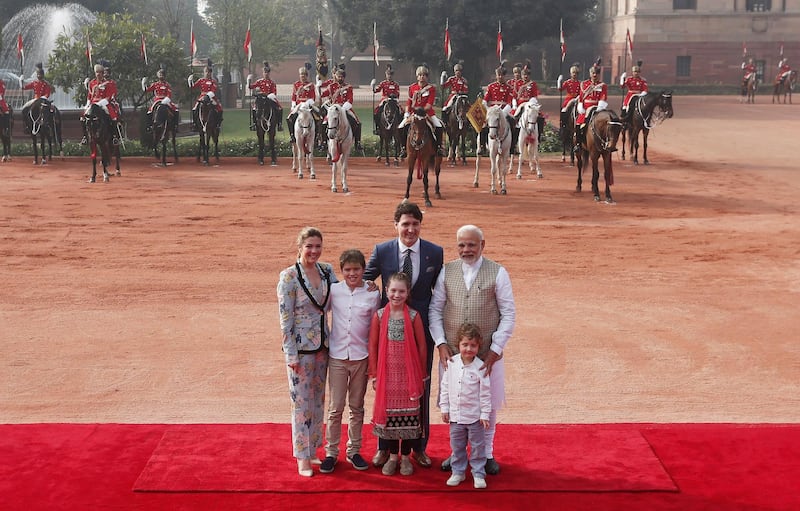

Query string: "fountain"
[1, 3, 96, 110]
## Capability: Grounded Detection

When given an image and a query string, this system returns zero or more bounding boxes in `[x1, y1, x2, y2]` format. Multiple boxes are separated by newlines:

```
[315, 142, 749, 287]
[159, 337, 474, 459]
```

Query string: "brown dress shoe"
[411, 450, 432, 468]
[372, 449, 389, 467]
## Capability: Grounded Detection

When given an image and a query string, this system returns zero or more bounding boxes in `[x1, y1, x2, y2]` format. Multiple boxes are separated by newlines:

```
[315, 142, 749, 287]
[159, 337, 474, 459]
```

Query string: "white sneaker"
[473, 476, 487, 489]
[446, 473, 465, 486]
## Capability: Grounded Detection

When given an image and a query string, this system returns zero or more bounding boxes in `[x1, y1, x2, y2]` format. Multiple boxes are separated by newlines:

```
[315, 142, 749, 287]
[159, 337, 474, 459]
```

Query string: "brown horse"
[404, 109, 441, 207]
[773, 70, 797, 104]
[742, 73, 757, 104]
[621, 90, 674, 165]
[576, 109, 623, 203]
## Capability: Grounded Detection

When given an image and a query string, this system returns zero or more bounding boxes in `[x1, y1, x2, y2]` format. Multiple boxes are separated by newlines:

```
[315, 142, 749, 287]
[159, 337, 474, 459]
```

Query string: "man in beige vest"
[429, 224, 516, 475]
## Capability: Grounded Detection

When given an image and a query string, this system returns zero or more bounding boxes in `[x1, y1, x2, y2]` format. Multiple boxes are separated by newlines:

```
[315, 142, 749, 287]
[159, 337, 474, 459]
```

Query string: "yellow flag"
[466, 97, 487, 133]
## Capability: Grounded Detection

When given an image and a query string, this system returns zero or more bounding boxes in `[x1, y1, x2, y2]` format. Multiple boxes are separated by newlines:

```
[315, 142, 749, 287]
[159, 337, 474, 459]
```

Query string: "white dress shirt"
[328, 281, 381, 361]
[439, 354, 492, 423]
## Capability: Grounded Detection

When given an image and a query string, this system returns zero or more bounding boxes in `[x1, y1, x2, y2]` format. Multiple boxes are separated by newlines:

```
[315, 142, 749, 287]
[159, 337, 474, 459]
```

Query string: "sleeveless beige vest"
[442, 258, 500, 359]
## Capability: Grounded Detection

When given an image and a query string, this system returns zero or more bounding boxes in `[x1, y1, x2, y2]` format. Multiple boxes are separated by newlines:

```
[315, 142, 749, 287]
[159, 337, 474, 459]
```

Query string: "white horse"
[325, 104, 353, 193]
[474, 105, 512, 195]
[292, 104, 316, 180]
[511, 100, 542, 179]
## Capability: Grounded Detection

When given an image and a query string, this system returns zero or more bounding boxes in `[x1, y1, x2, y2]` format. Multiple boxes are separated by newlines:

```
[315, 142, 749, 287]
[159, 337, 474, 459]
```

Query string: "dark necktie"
[402, 248, 413, 281]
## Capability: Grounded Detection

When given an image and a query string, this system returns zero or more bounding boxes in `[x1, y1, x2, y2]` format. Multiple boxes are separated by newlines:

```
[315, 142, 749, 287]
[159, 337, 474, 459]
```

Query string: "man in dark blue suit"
[365, 201, 443, 469]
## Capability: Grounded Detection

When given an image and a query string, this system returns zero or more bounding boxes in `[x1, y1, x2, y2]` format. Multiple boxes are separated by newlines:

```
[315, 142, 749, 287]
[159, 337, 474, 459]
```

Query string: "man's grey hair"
[457, 224, 484, 241]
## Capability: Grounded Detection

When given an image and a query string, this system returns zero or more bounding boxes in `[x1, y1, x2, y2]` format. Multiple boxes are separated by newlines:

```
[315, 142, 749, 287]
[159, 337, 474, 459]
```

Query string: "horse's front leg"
[591, 156, 601, 201]
[340, 156, 350, 193]
[434, 156, 442, 199]
[642, 129, 650, 165]
[621, 128, 627, 161]
[533, 142, 542, 178]
[213, 136, 220, 164]
[576, 150, 584, 192]
[307, 150, 316, 180]
[631, 129, 640, 165]
[269, 132, 277, 166]
[422, 161, 432, 207]
[473, 153, 481, 188]
[405, 157, 415, 200]
[330, 160, 338, 193]
[460, 132, 467, 166]
[604, 154, 615, 204]
[172, 132, 179, 164]
[500, 153, 508, 195]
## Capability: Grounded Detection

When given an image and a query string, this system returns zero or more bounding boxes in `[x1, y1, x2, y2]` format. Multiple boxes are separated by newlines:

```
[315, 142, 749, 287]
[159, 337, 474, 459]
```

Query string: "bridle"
[407, 113, 429, 151]
[589, 112, 623, 153]
[487, 108, 510, 144]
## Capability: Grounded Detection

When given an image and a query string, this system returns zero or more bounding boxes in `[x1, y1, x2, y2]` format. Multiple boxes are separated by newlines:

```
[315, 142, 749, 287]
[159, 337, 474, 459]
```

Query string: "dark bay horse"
[85, 103, 115, 183]
[0, 107, 11, 162]
[773, 70, 797, 104]
[404, 109, 441, 207]
[194, 93, 220, 165]
[621, 90, 674, 165]
[445, 93, 471, 166]
[254, 94, 279, 166]
[376, 96, 402, 167]
[576, 109, 623, 203]
[560, 99, 578, 165]
[742, 74, 757, 104]
[24, 98, 63, 165]
[151, 101, 178, 167]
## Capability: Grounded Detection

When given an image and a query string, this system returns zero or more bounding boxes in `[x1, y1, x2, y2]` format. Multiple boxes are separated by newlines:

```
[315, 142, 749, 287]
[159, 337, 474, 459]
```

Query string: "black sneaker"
[320, 456, 336, 474]
[485, 458, 500, 475]
[347, 453, 369, 471]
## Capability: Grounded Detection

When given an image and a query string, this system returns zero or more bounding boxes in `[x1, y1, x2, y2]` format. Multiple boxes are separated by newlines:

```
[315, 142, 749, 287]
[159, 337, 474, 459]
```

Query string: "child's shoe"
[446, 473, 465, 486]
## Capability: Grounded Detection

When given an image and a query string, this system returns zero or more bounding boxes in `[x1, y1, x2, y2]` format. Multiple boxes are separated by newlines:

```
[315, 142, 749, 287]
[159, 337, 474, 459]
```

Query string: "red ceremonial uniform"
[374, 79, 400, 113]
[191, 77, 223, 112]
[576, 79, 607, 125]
[442, 75, 469, 105]
[89, 79, 120, 120]
[321, 81, 353, 105]
[249, 77, 277, 96]
[484, 81, 515, 107]
[23, 79, 53, 99]
[776, 62, 791, 83]
[0, 80, 9, 114]
[515, 80, 540, 105]
[621, 76, 648, 109]
[742, 63, 757, 81]
[406, 82, 437, 116]
[559, 77, 581, 109]
[292, 80, 316, 103]
[145, 81, 177, 112]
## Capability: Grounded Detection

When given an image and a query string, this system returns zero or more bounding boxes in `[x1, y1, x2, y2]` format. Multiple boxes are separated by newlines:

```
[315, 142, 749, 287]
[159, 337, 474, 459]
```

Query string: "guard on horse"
[371, 63, 401, 135]
[288, 63, 318, 145]
[742, 58, 757, 93]
[558, 64, 581, 136]
[575, 60, 610, 152]
[481, 63, 516, 155]
[440, 61, 469, 120]
[81, 60, 121, 145]
[189, 60, 223, 131]
[398, 64, 446, 157]
[775, 57, 792, 87]
[512, 61, 545, 143]
[320, 64, 363, 152]
[247, 60, 283, 131]
[0, 77, 11, 118]
[142, 65, 179, 132]
[620, 61, 648, 125]
[20, 63, 54, 133]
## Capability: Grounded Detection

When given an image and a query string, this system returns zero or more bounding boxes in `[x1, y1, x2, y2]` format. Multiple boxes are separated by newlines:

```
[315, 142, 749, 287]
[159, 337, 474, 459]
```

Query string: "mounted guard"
[558, 64, 581, 125]
[371, 63, 401, 134]
[247, 60, 283, 131]
[398, 63, 446, 157]
[481, 62, 516, 155]
[142, 65, 179, 132]
[320, 64, 362, 152]
[189, 59, 223, 130]
[20, 63, 54, 132]
[775, 57, 791, 87]
[288, 63, 317, 145]
[742, 58, 757, 90]
[440, 61, 469, 120]
[512, 61, 544, 142]
[575, 60, 610, 152]
[620, 60, 648, 124]
[81, 60, 121, 145]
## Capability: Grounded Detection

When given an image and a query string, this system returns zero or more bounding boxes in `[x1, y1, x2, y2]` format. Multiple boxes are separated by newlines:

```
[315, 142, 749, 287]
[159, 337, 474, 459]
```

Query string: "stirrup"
[112, 137, 120, 146]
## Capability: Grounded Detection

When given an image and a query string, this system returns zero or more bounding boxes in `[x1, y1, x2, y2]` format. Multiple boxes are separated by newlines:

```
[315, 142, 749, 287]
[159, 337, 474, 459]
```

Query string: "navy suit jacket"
[365, 238, 444, 349]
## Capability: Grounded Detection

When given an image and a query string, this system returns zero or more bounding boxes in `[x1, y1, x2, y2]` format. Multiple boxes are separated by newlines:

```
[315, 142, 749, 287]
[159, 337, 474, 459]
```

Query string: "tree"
[48, 13, 190, 111]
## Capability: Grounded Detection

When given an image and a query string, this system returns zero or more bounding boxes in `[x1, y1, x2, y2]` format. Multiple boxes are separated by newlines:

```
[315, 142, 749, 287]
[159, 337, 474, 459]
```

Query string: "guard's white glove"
[161, 97, 172, 105]
[597, 100, 608, 111]
[638, 91, 648, 96]
[512, 98, 518, 109]
[206, 91, 215, 99]
[482, 99, 488, 108]
[141, 77, 147, 91]
[557, 75, 563, 89]
[578, 103, 586, 115]
[343, 101, 352, 111]
[83, 77, 90, 89]
[315, 78, 322, 87]
[440, 71, 448, 85]
[187, 74, 194, 87]
[403, 111, 410, 119]
[291, 101, 297, 109]
[741, 62, 746, 70]
[304, 99, 314, 107]
[267, 92, 278, 102]
[620, 72, 627, 85]
[246, 74, 254, 84]
[97, 98, 109, 107]
[253, 87, 262, 94]
[370, 78, 376, 88]
[502, 103, 512, 116]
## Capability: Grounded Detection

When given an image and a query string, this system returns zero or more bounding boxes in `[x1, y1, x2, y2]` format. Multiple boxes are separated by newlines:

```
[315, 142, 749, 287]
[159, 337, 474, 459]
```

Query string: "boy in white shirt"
[439, 323, 491, 489]
[321, 249, 381, 473]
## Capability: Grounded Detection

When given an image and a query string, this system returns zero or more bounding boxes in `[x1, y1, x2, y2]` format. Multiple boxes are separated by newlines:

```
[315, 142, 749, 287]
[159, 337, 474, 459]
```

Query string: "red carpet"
[132, 424, 676, 492]
[1, 423, 798, 510]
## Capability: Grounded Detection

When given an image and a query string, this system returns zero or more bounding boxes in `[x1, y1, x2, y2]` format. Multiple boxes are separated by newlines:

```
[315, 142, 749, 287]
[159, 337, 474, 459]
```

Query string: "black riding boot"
[277, 108, 284, 131]
[350, 117, 363, 152]
[146, 112, 153, 133]
[574, 125, 585, 153]
[112, 121, 120, 145]
[400, 125, 408, 159]
[288, 113, 297, 143]
[509, 115, 519, 155]
[537, 114, 546, 143]
[479, 128, 488, 156]
[191, 109, 198, 131]
[250, 109, 256, 131]
[373, 112, 380, 135]
[80, 119, 88, 145]
[435, 126, 446, 157]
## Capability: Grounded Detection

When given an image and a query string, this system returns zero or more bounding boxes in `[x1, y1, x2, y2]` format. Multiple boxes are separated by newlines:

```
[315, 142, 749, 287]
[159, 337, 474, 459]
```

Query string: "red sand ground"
[1, 96, 798, 426]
